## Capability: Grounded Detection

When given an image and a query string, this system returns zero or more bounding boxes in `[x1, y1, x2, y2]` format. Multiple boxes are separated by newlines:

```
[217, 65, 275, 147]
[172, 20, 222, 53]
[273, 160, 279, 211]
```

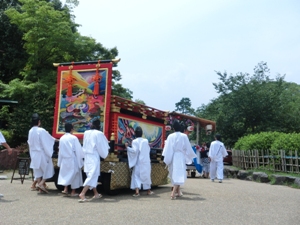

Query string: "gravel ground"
[0, 170, 299, 225]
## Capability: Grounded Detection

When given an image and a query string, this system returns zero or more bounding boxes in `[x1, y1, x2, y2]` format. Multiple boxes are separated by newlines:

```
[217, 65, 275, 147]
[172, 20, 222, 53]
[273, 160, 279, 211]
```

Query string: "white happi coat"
[57, 133, 84, 189]
[163, 132, 196, 185]
[28, 126, 55, 179]
[82, 129, 109, 189]
[127, 138, 151, 190]
[0, 131, 6, 144]
[208, 140, 227, 162]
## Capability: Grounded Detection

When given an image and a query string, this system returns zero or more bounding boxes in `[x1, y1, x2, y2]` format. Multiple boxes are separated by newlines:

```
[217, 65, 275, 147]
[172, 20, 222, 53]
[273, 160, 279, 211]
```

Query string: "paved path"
[0, 170, 299, 225]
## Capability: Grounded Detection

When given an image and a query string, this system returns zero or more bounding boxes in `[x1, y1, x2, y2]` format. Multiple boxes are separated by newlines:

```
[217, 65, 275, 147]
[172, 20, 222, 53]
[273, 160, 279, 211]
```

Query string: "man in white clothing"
[125, 126, 153, 197]
[58, 123, 84, 197]
[78, 119, 109, 202]
[28, 113, 56, 193]
[208, 134, 228, 183]
[163, 120, 197, 200]
[0, 131, 12, 198]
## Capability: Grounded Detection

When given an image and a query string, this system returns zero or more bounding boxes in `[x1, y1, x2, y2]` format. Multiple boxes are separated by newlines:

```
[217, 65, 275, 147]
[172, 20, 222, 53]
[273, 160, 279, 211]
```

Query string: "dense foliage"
[196, 62, 300, 147]
[234, 132, 300, 155]
[0, 0, 132, 145]
[175, 97, 195, 115]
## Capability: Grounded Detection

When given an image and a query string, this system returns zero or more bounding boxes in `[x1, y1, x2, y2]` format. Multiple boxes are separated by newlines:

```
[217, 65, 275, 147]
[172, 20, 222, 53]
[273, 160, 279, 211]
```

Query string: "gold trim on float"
[52, 58, 121, 67]
[112, 58, 121, 63]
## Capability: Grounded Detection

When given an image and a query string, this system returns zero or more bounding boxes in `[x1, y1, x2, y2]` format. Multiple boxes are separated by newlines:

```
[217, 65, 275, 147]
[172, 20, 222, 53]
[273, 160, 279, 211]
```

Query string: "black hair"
[206, 142, 211, 149]
[215, 134, 222, 141]
[91, 119, 100, 130]
[180, 121, 187, 133]
[173, 120, 181, 132]
[135, 126, 143, 138]
[65, 123, 73, 133]
[31, 113, 40, 126]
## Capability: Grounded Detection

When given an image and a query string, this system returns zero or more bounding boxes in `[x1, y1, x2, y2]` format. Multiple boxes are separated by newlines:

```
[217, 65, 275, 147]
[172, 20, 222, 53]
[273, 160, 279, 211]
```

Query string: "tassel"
[92, 61, 102, 95]
[66, 65, 74, 97]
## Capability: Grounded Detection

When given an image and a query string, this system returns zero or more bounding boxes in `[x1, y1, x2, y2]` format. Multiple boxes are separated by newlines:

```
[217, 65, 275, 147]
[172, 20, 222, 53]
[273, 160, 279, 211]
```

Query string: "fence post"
[255, 150, 259, 169]
[290, 150, 293, 173]
[295, 151, 299, 174]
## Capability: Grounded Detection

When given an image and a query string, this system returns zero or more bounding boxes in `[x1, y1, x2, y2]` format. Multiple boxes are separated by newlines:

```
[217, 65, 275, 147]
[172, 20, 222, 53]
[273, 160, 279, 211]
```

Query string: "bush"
[234, 132, 283, 153]
[270, 133, 300, 154]
[233, 132, 300, 155]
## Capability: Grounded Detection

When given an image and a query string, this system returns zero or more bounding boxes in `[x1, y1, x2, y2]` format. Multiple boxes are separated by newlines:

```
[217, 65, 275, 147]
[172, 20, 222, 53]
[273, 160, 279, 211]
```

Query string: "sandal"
[37, 184, 48, 193]
[61, 191, 68, 195]
[78, 198, 87, 203]
[132, 193, 140, 197]
[171, 196, 176, 200]
[147, 191, 154, 195]
[70, 193, 79, 197]
[175, 192, 183, 197]
[92, 194, 102, 199]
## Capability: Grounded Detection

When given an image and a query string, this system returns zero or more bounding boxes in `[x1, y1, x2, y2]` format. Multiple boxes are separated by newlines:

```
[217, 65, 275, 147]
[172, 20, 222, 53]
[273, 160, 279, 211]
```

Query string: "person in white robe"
[125, 126, 153, 197]
[27, 113, 56, 193]
[58, 123, 84, 196]
[208, 134, 228, 183]
[0, 131, 12, 198]
[162, 120, 197, 200]
[78, 119, 109, 202]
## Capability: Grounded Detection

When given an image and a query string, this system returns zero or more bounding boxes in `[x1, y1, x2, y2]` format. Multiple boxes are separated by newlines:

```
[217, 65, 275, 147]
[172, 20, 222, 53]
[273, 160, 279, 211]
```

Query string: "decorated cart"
[50, 59, 169, 194]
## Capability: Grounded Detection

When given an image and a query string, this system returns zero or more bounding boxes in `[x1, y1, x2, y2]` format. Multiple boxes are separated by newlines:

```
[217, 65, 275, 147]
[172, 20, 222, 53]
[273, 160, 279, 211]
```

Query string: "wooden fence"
[232, 150, 300, 174]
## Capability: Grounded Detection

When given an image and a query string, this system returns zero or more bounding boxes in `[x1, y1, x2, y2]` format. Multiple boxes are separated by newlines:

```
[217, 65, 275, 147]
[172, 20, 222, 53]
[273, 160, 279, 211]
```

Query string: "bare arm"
[1, 142, 12, 155]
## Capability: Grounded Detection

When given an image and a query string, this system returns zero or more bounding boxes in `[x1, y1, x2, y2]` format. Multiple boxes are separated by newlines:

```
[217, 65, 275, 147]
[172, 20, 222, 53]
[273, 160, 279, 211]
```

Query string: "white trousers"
[209, 160, 224, 180]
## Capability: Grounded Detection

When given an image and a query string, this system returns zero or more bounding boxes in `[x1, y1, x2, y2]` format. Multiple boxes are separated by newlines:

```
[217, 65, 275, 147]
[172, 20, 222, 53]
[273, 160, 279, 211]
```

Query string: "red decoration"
[65, 64, 74, 97]
[92, 61, 102, 95]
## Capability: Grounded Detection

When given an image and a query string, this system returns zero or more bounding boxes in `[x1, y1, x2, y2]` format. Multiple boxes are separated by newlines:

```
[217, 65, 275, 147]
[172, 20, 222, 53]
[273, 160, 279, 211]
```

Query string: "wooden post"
[295, 151, 299, 174]
[289, 150, 293, 173]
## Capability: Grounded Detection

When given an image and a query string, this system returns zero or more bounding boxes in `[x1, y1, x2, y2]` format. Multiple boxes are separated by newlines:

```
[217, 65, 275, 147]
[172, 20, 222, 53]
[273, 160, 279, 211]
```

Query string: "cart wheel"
[191, 171, 196, 178]
[102, 173, 119, 196]
[54, 180, 64, 191]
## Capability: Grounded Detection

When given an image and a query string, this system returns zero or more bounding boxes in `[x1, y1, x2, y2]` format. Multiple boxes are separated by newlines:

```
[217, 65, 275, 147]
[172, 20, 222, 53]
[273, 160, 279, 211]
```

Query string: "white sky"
[68, 0, 300, 111]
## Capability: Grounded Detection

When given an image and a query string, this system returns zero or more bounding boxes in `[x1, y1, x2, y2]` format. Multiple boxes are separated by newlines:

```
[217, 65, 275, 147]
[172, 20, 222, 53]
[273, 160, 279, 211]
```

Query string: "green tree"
[276, 82, 300, 133]
[134, 99, 146, 105]
[0, 0, 28, 83]
[112, 83, 133, 99]
[175, 97, 194, 115]
[200, 62, 286, 147]
[1, 0, 132, 142]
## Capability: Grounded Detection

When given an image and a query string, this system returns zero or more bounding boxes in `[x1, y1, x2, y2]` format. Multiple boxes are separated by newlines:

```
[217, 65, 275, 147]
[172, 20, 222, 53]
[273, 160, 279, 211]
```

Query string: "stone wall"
[223, 166, 300, 188]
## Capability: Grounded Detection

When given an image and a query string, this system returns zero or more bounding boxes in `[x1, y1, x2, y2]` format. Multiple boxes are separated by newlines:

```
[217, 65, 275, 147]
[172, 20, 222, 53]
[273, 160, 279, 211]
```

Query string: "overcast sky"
[67, 0, 300, 111]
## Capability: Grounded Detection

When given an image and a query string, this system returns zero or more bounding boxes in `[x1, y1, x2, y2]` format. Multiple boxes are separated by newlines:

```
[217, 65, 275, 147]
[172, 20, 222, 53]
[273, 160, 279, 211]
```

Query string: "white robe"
[0, 131, 6, 143]
[163, 132, 196, 185]
[82, 129, 109, 189]
[57, 133, 84, 189]
[28, 126, 55, 180]
[208, 140, 227, 162]
[127, 138, 152, 190]
[208, 140, 228, 180]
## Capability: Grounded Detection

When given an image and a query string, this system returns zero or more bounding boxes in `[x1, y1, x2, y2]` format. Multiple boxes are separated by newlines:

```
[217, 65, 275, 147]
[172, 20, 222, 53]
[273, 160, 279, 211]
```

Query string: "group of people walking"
[27, 114, 109, 202]
[1, 113, 227, 201]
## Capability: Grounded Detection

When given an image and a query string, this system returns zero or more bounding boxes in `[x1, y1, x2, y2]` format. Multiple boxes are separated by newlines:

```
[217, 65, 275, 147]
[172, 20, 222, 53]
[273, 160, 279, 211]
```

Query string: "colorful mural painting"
[117, 116, 163, 148]
[53, 63, 112, 139]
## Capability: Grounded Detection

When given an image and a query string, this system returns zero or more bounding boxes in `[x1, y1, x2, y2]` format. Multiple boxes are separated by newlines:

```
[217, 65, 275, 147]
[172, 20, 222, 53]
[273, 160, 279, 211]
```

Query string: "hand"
[8, 148, 13, 155]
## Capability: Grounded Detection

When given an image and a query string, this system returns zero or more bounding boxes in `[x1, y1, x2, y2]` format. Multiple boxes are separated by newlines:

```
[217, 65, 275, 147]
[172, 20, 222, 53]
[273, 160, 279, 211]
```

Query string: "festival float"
[50, 59, 215, 194]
